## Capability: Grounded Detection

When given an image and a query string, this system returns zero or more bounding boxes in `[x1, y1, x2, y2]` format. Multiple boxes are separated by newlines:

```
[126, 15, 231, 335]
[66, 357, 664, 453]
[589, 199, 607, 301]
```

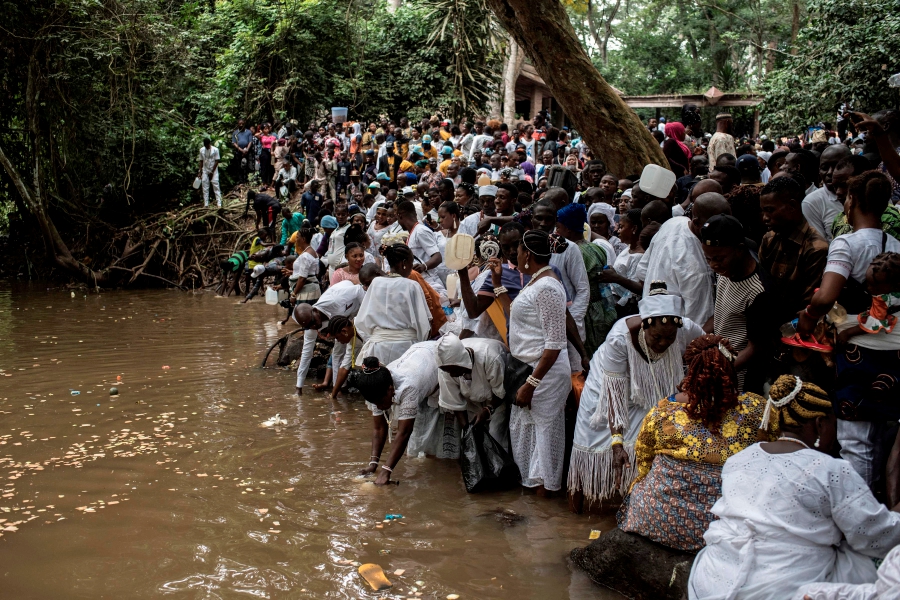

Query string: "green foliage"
[761, 0, 900, 132]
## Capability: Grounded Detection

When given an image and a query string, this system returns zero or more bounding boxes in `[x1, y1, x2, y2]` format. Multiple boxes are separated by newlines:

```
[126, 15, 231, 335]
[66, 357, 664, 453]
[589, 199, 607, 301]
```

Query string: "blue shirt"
[232, 128, 253, 150]
[477, 263, 571, 302]
[301, 192, 323, 225]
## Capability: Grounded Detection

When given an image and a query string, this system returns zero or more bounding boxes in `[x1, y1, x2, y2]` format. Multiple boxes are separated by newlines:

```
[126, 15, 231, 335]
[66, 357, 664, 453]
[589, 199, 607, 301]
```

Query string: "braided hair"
[382, 243, 414, 269]
[347, 356, 393, 404]
[763, 374, 832, 430]
[679, 334, 739, 430]
[521, 229, 568, 265]
[322, 314, 353, 337]
[870, 252, 900, 282]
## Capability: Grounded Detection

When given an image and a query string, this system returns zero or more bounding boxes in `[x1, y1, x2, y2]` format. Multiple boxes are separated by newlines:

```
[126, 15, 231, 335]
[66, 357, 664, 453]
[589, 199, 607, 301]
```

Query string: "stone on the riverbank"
[569, 528, 694, 600]
[109, 387, 119, 396]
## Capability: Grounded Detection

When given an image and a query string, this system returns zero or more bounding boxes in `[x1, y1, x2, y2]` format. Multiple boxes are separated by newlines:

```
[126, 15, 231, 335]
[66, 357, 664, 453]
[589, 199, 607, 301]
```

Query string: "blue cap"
[364, 149, 375, 156]
[321, 215, 339, 229]
[376, 172, 391, 181]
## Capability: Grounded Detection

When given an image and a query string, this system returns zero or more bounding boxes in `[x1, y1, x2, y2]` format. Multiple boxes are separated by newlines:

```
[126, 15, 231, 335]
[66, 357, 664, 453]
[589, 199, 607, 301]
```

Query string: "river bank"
[0, 284, 618, 599]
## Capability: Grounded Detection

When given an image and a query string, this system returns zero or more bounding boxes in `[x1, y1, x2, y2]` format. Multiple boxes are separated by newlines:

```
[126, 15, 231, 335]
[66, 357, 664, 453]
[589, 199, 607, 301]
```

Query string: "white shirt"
[294, 281, 366, 389]
[437, 338, 508, 412]
[550, 240, 590, 334]
[825, 228, 900, 283]
[408, 223, 444, 288]
[276, 165, 298, 183]
[802, 186, 843, 242]
[636, 216, 715, 324]
[199, 145, 220, 174]
[458, 212, 483, 238]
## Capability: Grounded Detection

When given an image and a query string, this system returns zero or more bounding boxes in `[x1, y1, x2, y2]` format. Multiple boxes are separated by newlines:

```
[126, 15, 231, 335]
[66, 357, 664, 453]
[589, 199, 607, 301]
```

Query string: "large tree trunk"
[502, 35, 524, 126]
[790, 0, 800, 55]
[485, 0, 665, 176]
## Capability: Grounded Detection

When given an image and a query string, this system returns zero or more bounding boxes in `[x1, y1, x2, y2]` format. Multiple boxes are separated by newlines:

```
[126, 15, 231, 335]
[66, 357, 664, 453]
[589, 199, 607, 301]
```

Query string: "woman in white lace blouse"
[689, 375, 900, 600]
[492, 229, 571, 495]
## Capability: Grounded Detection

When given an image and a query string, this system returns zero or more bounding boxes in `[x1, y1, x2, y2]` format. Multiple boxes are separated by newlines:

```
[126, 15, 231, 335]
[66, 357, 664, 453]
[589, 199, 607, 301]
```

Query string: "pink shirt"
[330, 268, 360, 286]
[261, 135, 277, 150]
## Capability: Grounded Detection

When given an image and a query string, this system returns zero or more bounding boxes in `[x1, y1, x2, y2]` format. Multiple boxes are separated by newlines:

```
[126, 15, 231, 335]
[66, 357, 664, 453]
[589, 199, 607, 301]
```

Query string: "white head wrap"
[435, 334, 472, 369]
[588, 202, 616, 225]
[479, 185, 498, 198]
[621, 188, 633, 199]
[638, 283, 684, 320]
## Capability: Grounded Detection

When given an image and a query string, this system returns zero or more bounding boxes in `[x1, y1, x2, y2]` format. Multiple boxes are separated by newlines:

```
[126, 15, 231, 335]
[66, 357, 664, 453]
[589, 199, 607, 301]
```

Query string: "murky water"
[0, 285, 618, 599]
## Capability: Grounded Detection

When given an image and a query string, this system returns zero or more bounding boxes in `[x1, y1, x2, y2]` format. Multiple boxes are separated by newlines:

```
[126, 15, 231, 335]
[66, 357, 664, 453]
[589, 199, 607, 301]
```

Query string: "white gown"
[635, 217, 715, 325]
[689, 444, 900, 600]
[508, 275, 571, 491]
[355, 275, 432, 366]
[568, 317, 704, 502]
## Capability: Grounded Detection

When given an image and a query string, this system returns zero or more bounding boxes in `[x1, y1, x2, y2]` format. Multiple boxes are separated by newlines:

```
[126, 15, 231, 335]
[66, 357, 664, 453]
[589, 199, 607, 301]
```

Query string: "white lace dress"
[508, 275, 571, 491]
[567, 317, 704, 503]
[689, 444, 900, 600]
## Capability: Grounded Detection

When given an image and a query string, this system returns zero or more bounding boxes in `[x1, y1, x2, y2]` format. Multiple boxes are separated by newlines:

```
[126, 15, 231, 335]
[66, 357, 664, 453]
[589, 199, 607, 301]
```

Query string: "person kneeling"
[616, 334, 776, 552]
[351, 342, 439, 485]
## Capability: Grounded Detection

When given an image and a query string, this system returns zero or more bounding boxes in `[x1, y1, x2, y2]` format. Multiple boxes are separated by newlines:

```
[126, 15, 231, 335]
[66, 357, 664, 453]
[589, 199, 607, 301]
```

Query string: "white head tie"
[760, 375, 803, 431]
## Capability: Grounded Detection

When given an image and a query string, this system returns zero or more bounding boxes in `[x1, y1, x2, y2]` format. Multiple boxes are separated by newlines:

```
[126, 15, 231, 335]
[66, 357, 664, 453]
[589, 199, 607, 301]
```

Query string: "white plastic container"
[639, 163, 676, 199]
[446, 272, 460, 300]
[444, 234, 475, 271]
[265, 287, 279, 305]
[192, 177, 201, 189]
[331, 107, 348, 124]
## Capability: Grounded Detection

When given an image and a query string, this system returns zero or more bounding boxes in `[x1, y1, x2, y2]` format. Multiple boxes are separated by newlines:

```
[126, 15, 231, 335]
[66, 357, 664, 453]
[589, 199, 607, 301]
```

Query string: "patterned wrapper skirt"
[617, 454, 722, 552]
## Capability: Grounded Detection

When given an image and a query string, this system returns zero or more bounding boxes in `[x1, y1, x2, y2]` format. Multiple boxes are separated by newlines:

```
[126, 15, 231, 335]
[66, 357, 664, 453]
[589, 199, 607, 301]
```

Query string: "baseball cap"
[250, 264, 266, 278]
[700, 214, 744, 247]
[736, 153, 761, 171]
[367, 182, 381, 190]
[364, 149, 374, 156]
[422, 135, 432, 143]
[440, 146, 453, 156]
[401, 186, 415, 195]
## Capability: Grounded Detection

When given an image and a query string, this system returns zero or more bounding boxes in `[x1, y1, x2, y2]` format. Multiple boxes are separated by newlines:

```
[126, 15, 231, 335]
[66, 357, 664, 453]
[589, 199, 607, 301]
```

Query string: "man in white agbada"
[292, 279, 366, 393]
[688, 375, 900, 600]
[567, 283, 704, 504]
[798, 545, 900, 600]
[435, 333, 510, 450]
[634, 192, 731, 325]
[458, 186, 497, 238]
[355, 246, 432, 365]
[354, 342, 441, 485]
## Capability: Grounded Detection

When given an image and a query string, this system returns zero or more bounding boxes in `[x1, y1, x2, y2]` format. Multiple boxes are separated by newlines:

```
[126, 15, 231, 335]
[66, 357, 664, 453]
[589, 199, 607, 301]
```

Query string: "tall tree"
[485, 0, 666, 176]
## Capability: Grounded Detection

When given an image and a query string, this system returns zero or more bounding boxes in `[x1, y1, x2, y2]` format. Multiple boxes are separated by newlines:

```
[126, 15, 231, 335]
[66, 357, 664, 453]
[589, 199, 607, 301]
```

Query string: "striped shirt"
[713, 266, 769, 393]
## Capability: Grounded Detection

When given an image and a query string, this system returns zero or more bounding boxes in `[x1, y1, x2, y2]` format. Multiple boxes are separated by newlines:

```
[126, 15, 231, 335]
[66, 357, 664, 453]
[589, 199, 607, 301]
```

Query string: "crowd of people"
[214, 105, 900, 599]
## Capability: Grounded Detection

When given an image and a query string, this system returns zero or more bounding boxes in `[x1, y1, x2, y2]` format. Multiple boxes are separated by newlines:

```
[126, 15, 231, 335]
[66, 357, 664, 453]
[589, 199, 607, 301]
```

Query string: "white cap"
[250, 264, 266, 279]
[479, 185, 498, 197]
[639, 164, 676, 199]
[401, 186, 415, 195]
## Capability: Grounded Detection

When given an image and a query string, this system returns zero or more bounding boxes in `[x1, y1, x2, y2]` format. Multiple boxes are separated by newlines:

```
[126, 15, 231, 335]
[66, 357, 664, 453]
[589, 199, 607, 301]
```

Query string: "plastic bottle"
[889, 73, 900, 88]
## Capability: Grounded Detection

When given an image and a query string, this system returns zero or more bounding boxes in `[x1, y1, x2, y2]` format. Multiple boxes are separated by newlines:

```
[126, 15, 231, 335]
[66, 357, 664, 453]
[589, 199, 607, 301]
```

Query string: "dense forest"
[0, 0, 897, 285]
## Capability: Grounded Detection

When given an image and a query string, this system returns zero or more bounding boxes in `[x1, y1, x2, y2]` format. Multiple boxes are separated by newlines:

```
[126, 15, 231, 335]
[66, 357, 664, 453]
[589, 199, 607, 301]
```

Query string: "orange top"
[408, 271, 447, 337]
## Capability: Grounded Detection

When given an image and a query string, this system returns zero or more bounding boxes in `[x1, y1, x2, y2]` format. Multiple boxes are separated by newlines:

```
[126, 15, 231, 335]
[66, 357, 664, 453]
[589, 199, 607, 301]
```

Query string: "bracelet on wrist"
[526, 375, 542, 388]
[493, 286, 508, 296]
[611, 433, 624, 447]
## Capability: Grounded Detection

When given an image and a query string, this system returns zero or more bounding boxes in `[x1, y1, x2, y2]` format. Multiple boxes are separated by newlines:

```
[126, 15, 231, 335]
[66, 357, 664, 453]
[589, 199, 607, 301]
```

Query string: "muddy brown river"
[0, 286, 619, 599]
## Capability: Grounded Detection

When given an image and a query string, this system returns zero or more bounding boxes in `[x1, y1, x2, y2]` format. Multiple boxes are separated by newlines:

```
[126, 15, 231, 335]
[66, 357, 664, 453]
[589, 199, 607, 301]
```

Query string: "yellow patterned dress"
[616, 392, 777, 551]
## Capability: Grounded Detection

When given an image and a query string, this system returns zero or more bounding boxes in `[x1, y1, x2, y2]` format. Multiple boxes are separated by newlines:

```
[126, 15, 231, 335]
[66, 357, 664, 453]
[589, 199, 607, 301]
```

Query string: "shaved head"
[359, 263, 384, 288]
[543, 188, 570, 211]
[691, 192, 732, 233]
[292, 303, 316, 327]
[690, 179, 723, 202]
